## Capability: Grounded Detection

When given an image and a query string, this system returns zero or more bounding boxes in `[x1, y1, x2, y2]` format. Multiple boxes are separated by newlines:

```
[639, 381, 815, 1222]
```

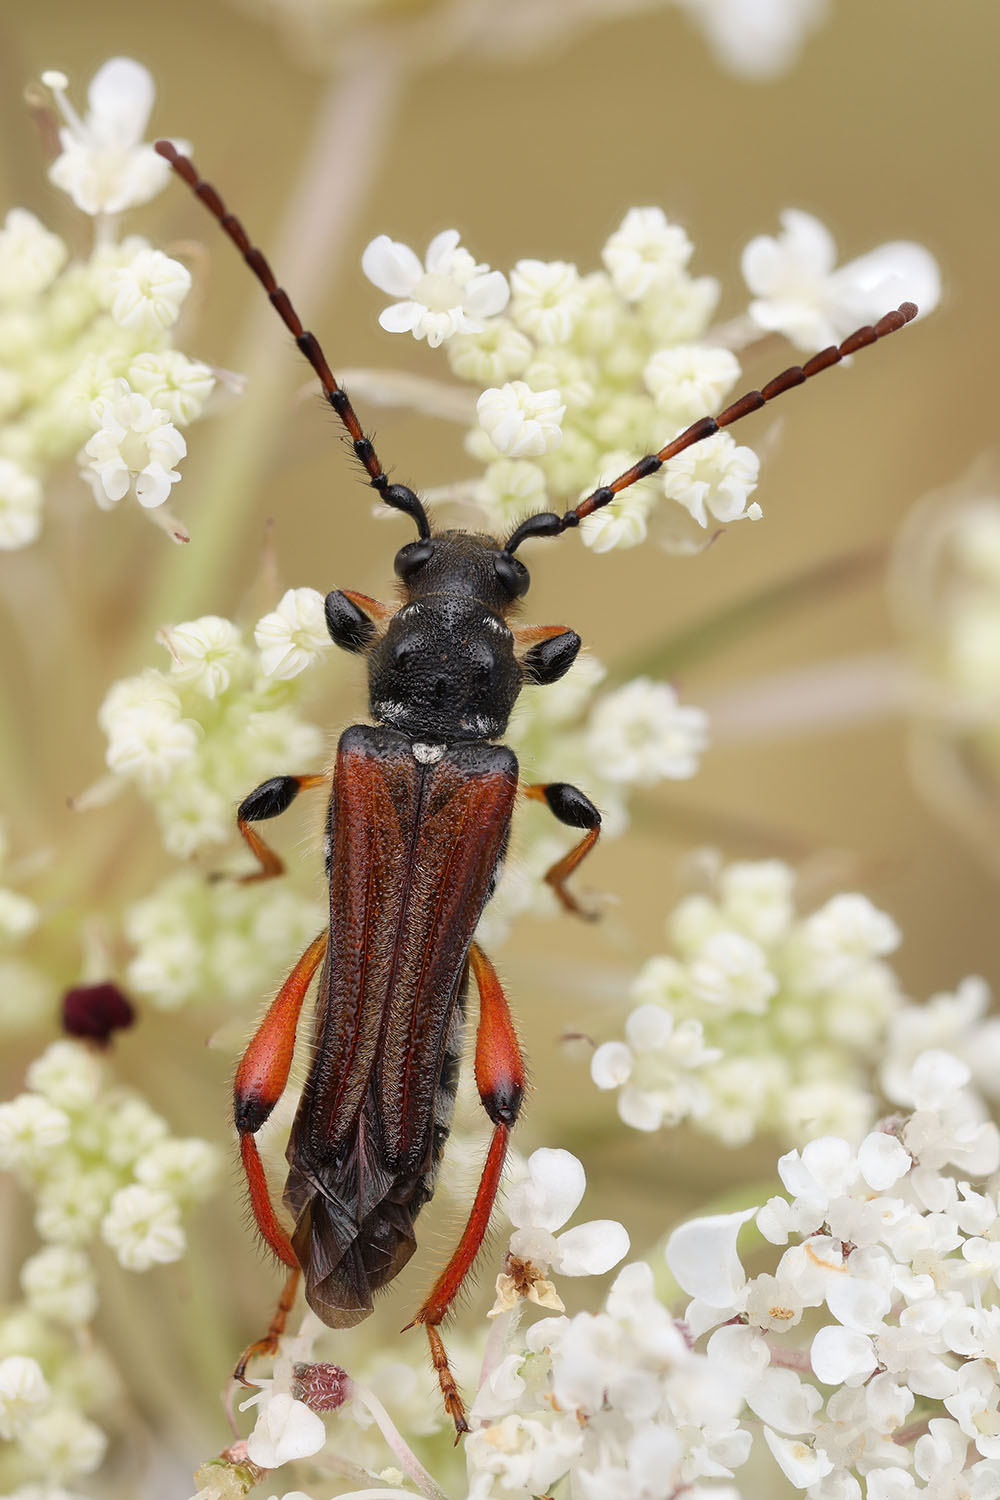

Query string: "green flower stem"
[607, 544, 886, 688]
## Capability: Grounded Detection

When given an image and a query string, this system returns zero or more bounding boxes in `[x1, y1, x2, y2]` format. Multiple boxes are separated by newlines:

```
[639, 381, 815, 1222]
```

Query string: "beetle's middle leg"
[233, 772, 329, 882]
[407, 942, 525, 1435]
[232, 929, 328, 1382]
[523, 781, 602, 919]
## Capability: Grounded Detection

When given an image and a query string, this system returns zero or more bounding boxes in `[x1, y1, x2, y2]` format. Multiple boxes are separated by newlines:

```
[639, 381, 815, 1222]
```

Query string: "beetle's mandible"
[154, 137, 916, 1433]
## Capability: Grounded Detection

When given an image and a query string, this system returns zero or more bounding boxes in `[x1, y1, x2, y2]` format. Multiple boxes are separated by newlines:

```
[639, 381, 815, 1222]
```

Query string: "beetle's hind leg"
[232, 930, 328, 1382]
[230, 772, 329, 883]
[234, 1265, 301, 1384]
[407, 943, 525, 1435]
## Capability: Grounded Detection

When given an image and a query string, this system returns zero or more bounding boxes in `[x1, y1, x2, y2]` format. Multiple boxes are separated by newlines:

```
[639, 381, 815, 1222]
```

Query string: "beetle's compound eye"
[394, 538, 435, 580]
[494, 551, 529, 600]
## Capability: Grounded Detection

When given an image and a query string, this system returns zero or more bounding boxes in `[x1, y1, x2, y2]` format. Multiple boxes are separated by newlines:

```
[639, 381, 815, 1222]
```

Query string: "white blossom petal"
[666, 1208, 756, 1306]
[553, 1220, 630, 1276]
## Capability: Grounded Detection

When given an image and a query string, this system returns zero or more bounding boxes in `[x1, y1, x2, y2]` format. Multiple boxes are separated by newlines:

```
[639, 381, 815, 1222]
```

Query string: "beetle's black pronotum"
[155, 137, 916, 1432]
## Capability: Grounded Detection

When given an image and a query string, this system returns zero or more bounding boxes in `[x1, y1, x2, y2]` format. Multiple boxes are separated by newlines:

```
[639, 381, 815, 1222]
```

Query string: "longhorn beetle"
[155, 138, 916, 1433]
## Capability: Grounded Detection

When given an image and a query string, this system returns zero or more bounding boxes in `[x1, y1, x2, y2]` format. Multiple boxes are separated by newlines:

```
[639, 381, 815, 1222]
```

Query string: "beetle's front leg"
[523, 781, 602, 920]
[408, 942, 525, 1436]
[232, 929, 328, 1381]
[233, 772, 329, 882]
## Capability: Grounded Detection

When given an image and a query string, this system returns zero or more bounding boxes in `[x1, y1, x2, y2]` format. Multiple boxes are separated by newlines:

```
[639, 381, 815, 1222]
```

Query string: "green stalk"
[608, 544, 886, 687]
[142, 42, 404, 633]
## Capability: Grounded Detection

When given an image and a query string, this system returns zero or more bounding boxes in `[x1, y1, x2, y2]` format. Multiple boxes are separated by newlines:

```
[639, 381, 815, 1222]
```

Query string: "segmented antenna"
[153, 139, 430, 540]
[504, 301, 918, 555]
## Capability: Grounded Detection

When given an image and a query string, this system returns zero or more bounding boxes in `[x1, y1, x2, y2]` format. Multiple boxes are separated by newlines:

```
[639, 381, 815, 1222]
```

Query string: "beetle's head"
[391, 528, 530, 614]
[366, 531, 526, 741]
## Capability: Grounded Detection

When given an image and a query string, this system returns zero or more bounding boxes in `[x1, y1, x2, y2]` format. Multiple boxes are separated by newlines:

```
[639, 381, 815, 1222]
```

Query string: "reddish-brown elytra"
[155, 137, 916, 1432]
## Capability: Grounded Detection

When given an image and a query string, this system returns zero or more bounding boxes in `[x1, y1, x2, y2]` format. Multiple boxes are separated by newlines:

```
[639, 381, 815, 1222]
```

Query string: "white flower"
[100, 1184, 185, 1270]
[446, 317, 532, 385]
[245, 1391, 326, 1468]
[490, 1147, 629, 1315]
[662, 431, 761, 528]
[689, 931, 779, 1014]
[80, 380, 186, 511]
[0, 1355, 50, 1438]
[0, 209, 67, 301]
[18, 1405, 108, 1480]
[20, 1246, 98, 1326]
[0, 458, 44, 549]
[475, 459, 548, 532]
[675, 0, 829, 80]
[742, 208, 940, 352]
[579, 450, 660, 554]
[45, 59, 173, 215]
[106, 247, 191, 332]
[644, 344, 741, 426]
[592, 1005, 719, 1131]
[163, 616, 244, 698]
[134, 1137, 222, 1202]
[362, 228, 508, 348]
[509, 259, 584, 344]
[128, 350, 216, 425]
[602, 206, 693, 302]
[103, 705, 199, 787]
[26, 1041, 103, 1112]
[586, 677, 709, 784]
[255, 587, 330, 679]
[0, 1094, 71, 1174]
[476, 382, 565, 458]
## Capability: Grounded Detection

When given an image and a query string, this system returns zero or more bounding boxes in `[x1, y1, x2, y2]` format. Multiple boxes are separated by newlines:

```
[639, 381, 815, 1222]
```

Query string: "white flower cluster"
[99, 602, 328, 858]
[463, 1156, 745, 1500]
[481, 658, 708, 946]
[232, 1150, 745, 1500]
[361, 205, 938, 558]
[0, 1039, 221, 1490]
[124, 870, 325, 1011]
[0, 1038, 221, 1268]
[98, 600, 331, 1009]
[365, 206, 763, 554]
[668, 1049, 1000, 1500]
[590, 857, 992, 1148]
[0, 60, 215, 546]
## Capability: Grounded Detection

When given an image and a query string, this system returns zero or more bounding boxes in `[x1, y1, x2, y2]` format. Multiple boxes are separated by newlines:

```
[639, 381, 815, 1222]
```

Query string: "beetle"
[154, 138, 916, 1432]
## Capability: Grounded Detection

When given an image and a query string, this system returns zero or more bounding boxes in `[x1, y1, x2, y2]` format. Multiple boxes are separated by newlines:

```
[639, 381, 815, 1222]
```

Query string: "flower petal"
[553, 1219, 630, 1276]
[665, 1208, 755, 1307]
[763, 1427, 834, 1488]
[87, 57, 155, 147]
[810, 1325, 878, 1386]
[361, 235, 422, 296]
[507, 1148, 585, 1232]
[378, 300, 423, 334]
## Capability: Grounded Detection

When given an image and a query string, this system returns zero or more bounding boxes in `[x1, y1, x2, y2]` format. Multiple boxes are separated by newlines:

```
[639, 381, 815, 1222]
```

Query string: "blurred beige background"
[0, 0, 998, 1487]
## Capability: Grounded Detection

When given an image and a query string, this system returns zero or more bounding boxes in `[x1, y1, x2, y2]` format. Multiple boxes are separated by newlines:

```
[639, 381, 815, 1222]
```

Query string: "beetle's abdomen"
[284, 725, 517, 1326]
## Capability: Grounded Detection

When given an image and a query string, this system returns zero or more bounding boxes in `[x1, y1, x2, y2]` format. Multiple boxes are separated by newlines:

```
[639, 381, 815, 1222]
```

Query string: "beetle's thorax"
[368, 531, 525, 742]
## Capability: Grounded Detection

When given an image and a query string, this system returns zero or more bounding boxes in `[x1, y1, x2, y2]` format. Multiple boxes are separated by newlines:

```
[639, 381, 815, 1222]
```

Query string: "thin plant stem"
[349, 1381, 452, 1500]
[143, 40, 404, 633]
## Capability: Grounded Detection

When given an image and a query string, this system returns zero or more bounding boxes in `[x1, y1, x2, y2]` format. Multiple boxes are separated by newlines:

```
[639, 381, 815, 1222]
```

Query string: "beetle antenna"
[504, 300, 918, 555]
[153, 140, 431, 541]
